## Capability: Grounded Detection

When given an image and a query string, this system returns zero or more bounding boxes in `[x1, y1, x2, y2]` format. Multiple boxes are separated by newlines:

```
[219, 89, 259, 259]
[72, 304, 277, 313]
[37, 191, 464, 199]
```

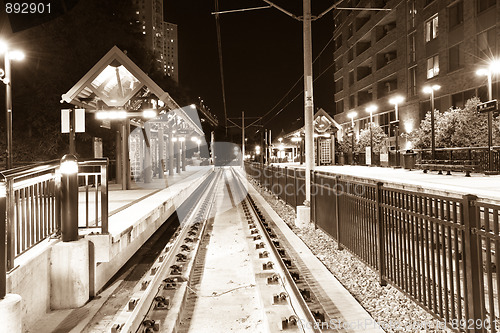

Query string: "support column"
[168, 132, 174, 176]
[143, 123, 152, 183]
[158, 128, 164, 179]
[181, 139, 186, 171]
[121, 120, 130, 190]
[175, 140, 181, 174]
[115, 130, 122, 185]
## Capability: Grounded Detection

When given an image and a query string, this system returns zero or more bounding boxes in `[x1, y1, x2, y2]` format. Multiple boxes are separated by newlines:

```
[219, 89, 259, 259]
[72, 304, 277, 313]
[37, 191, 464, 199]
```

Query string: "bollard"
[0, 179, 6, 299]
[60, 154, 79, 242]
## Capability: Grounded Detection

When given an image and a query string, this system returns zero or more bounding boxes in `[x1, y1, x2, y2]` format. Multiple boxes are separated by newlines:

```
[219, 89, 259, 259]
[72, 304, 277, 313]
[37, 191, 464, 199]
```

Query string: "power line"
[263, 57, 336, 126]
[261, 32, 336, 125]
[214, 0, 228, 135]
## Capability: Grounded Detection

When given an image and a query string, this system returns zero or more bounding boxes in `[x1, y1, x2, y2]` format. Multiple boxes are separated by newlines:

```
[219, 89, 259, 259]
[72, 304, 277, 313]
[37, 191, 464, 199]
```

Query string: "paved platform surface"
[270, 163, 500, 202]
[31, 165, 212, 333]
[77, 166, 210, 228]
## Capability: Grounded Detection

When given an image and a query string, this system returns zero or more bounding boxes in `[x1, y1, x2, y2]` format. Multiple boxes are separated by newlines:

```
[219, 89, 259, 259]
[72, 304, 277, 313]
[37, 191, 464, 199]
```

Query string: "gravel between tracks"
[249, 178, 452, 333]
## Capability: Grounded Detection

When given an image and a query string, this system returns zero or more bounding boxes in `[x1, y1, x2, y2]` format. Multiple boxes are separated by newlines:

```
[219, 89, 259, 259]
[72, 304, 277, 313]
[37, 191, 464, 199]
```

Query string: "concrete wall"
[6, 167, 212, 332]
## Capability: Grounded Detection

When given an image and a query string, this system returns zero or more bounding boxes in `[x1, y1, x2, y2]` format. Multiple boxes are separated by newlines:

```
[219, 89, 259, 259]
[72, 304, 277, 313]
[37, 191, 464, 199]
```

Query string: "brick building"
[333, 0, 499, 150]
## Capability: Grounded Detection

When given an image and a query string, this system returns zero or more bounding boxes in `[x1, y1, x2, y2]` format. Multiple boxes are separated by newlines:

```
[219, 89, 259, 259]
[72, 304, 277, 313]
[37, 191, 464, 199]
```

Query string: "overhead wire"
[262, 32, 337, 125]
[214, 0, 229, 135]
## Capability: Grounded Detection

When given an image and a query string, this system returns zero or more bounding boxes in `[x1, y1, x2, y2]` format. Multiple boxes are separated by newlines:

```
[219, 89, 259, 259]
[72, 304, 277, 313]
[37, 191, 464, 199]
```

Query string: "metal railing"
[246, 162, 500, 332]
[78, 159, 108, 231]
[1, 158, 108, 298]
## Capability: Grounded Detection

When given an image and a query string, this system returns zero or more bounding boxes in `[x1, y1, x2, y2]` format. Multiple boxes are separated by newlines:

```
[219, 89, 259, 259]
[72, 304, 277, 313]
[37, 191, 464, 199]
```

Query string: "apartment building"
[333, 0, 499, 148]
[132, 0, 179, 82]
[163, 22, 178, 82]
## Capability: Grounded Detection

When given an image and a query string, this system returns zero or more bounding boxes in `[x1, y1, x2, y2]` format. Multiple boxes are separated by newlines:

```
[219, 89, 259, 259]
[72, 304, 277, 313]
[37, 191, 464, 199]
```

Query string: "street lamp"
[0, 40, 25, 170]
[389, 95, 405, 166]
[423, 84, 441, 161]
[476, 61, 500, 174]
[365, 105, 378, 166]
[347, 111, 357, 165]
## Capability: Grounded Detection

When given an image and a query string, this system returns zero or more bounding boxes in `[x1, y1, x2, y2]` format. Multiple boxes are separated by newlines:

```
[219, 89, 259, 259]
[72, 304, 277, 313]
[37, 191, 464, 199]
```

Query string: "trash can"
[402, 150, 416, 170]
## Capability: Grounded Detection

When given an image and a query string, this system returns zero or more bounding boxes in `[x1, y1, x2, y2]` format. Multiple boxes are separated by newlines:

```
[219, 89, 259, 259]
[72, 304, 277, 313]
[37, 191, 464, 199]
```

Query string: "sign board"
[477, 100, 497, 113]
[61, 109, 70, 133]
[365, 146, 371, 165]
[61, 108, 86, 133]
[100, 119, 111, 129]
[93, 137, 103, 158]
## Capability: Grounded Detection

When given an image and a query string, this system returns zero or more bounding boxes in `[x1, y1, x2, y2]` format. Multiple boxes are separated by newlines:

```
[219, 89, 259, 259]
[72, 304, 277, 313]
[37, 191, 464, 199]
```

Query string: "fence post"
[463, 194, 484, 332]
[0, 178, 6, 299]
[284, 167, 288, 205]
[60, 154, 79, 242]
[312, 171, 317, 229]
[334, 175, 343, 250]
[293, 168, 297, 207]
[101, 159, 109, 234]
[375, 182, 387, 286]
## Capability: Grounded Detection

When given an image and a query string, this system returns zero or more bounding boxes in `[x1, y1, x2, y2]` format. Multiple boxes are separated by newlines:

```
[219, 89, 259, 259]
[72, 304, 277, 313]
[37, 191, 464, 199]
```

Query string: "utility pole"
[303, 0, 314, 205]
[242, 111, 245, 168]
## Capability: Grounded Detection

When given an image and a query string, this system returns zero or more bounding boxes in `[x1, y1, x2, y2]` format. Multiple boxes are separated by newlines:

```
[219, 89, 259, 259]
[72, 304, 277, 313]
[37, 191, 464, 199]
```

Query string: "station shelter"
[61, 46, 204, 189]
[271, 109, 341, 165]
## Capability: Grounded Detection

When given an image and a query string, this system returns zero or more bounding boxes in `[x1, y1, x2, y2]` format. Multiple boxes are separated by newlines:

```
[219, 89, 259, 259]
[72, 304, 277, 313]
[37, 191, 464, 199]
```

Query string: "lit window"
[426, 55, 439, 78]
[425, 15, 438, 42]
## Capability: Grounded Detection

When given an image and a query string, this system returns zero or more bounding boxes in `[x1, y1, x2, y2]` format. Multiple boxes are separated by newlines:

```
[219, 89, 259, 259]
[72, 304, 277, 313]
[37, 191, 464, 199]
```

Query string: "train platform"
[30, 167, 385, 332]
[270, 163, 500, 202]
[77, 165, 212, 230]
[18, 166, 213, 333]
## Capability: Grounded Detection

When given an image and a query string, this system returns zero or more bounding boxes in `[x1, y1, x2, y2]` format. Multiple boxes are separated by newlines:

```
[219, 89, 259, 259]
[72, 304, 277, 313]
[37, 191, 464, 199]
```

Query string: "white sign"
[380, 153, 389, 162]
[365, 146, 371, 165]
[75, 108, 85, 133]
[61, 108, 85, 133]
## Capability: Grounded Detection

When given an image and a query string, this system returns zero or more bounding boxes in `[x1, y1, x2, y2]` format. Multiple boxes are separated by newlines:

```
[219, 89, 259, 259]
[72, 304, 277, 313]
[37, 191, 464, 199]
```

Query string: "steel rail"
[229, 167, 321, 333]
[109, 169, 221, 333]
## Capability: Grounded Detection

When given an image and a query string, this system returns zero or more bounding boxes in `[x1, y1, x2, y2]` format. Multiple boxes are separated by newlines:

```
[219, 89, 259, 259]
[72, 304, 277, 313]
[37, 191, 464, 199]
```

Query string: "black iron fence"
[246, 162, 500, 332]
[1, 158, 108, 298]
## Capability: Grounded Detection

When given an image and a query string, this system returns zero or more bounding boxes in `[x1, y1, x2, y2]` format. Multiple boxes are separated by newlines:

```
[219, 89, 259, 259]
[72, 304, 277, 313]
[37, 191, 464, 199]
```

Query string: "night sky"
[164, 0, 336, 138]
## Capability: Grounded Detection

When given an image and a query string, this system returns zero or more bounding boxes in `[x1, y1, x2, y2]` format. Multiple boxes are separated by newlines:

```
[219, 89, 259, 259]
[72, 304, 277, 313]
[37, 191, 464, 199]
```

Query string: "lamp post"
[0, 41, 25, 170]
[423, 84, 441, 161]
[476, 60, 500, 174]
[347, 111, 357, 165]
[389, 95, 405, 167]
[365, 105, 378, 166]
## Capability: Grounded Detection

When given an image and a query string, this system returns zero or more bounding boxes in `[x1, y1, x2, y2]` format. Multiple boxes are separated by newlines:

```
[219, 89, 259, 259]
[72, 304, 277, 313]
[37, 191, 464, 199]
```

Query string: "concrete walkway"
[78, 166, 211, 228]
[269, 163, 500, 202]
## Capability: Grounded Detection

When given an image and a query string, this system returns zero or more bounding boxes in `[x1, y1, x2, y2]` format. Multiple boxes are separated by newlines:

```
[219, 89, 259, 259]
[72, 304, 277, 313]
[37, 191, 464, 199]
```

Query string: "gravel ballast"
[249, 178, 453, 333]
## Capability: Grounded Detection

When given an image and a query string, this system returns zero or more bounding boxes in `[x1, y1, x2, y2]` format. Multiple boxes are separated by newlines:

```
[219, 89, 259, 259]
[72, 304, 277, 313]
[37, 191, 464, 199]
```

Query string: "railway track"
[100, 166, 365, 333]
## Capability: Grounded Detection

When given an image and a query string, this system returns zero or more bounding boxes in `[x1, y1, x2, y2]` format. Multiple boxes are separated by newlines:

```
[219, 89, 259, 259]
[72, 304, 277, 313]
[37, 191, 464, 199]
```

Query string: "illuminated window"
[425, 15, 438, 42]
[426, 55, 439, 79]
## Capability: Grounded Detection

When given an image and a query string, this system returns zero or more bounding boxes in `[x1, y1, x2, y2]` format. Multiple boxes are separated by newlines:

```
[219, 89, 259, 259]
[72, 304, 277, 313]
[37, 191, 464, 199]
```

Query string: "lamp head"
[347, 111, 357, 119]
[423, 85, 440, 94]
[365, 105, 378, 114]
[8, 50, 25, 61]
[389, 95, 405, 105]
[0, 40, 7, 55]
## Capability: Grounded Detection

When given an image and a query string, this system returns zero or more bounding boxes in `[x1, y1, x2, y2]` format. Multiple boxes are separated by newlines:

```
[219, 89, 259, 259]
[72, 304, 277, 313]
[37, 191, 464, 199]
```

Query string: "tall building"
[332, 0, 499, 149]
[132, 0, 179, 82]
[163, 22, 179, 82]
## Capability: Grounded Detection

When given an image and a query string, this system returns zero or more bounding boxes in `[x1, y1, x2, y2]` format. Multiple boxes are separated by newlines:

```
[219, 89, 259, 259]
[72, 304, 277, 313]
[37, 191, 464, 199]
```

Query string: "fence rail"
[1, 157, 109, 298]
[246, 162, 500, 332]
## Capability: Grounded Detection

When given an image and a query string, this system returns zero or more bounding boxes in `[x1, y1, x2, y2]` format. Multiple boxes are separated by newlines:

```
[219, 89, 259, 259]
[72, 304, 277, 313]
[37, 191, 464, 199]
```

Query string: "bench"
[415, 159, 479, 177]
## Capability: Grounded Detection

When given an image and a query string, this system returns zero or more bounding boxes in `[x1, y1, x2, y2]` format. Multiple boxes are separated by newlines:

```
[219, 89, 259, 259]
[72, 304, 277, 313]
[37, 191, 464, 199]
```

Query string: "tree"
[408, 97, 500, 149]
[357, 123, 388, 152]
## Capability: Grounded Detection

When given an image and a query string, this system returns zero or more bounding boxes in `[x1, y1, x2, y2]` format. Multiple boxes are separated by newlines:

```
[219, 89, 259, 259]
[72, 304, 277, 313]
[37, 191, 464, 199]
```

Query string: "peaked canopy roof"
[61, 46, 203, 135]
[283, 108, 341, 139]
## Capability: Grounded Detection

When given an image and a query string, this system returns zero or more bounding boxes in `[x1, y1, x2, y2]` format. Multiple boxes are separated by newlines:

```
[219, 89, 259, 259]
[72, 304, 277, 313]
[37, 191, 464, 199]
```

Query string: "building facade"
[333, 0, 499, 150]
[163, 22, 179, 82]
[132, 0, 179, 82]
